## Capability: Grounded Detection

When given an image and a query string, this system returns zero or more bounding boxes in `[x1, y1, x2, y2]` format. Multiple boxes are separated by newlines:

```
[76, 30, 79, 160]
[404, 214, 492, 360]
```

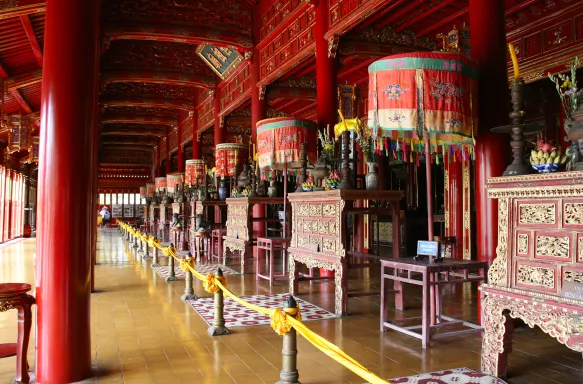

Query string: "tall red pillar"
[316, 0, 337, 131]
[252, 5, 267, 256]
[445, 157, 463, 259]
[36, 0, 99, 382]
[190, 109, 201, 159]
[165, 133, 171, 174]
[213, 87, 224, 146]
[470, 0, 509, 266]
[177, 122, 184, 172]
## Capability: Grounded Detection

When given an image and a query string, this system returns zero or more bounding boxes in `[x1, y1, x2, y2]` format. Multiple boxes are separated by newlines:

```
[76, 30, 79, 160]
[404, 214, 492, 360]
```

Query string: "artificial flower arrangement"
[548, 57, 583, 120]
[356, 119, 377, 163]
[231, 187, 238, 198]
[301, 175, 314, 191]
[239, 186, 252, 197]
[318, 126, 336, 163]
[530, 139, 568, 173]
[324, 170, 341, 190]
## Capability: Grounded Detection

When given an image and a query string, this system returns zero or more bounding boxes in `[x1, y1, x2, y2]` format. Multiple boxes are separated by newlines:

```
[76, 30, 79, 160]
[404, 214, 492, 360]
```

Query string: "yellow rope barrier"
[124, 227, 390, 384]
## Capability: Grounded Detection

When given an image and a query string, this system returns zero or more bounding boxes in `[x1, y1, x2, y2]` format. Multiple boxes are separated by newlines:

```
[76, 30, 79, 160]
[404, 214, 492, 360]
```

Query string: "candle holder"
[338, 130, 353, 190]
[295, 143, 308, 192]
[249, 161, 258, 197]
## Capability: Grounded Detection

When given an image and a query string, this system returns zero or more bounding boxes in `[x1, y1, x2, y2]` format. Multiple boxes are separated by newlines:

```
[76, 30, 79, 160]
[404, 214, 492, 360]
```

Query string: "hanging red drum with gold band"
[139, 186, 147, 198]
[215, 143, 248, 177]
[155, 177, 167, 192]
[185, 159, 206, 186]
[166, 172, 184, 193]
[256, 117, 317, 170]
[146, 182, 155, 197]
[368, 52, 478, 151]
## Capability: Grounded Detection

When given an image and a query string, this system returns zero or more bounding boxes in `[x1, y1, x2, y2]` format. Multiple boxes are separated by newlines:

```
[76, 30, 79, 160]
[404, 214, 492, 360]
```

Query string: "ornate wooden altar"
[171, 201, 190, 251]
[287, 190, 403, 316]
[158, 203, 171, 242]
[149, 204, 159, 236]
[481, 172, 583, 379]
[223, 196, 284, 272]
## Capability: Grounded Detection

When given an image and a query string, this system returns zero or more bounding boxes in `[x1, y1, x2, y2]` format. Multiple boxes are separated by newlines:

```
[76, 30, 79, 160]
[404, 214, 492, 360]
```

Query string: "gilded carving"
[323, 204, 337, 217]
[298, 204, 310, 217]
[323, 239, 336, 252]
[309, 204, 322, 217]
[579, 237, 583, 262]
[564, 270, 583, 283]
[318, 221, 330, 234]
[0, 302, 16, 312]
[481, 294, 583, 377]
[564, 203, 583, 225]
[519, 204, 555, 225]
[536, 235, 570, 258]
[463, 211, 470, 230]
[517, 234, 529, 254]
[444, 211, 450, 230]
[517, 264, 555, 289]
[489, 198, 509, 287]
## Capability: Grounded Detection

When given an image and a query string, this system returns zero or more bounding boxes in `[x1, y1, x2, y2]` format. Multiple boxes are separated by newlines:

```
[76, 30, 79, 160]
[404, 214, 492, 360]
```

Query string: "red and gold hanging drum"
[155, 177, 167, 192]
[185, 159, 206, 186]
[166, 172, 184, 193]
[368, 52, 478, 149]
[139, 186, 147, 198]
[256, 118, 317, 170]
[215, 143, 248, 177]
[146, 182, 155, 197]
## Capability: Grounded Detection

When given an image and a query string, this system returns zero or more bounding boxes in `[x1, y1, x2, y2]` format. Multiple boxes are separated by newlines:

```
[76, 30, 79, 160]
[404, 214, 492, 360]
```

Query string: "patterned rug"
[186, 293, 337, 327]
[152, 264, 239, 280]
[389, 368, 507, 384]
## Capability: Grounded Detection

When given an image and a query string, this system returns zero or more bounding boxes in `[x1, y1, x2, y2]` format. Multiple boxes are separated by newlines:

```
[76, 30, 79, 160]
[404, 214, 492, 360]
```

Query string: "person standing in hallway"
[100, 206, 110, 228]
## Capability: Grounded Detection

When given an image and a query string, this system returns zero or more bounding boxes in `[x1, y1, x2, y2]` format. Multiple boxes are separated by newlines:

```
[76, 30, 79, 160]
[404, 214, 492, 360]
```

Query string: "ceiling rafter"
[101, 116, 178, 127]
[0, 1, 46, 19]
[4, 69, 42, 90]
[20, 14, 43, 66]
[10, 88, 32, 113]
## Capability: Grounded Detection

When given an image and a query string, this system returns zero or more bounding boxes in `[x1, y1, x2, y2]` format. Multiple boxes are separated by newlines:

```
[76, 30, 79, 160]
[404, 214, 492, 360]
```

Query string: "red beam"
[506, 0, 542, 16]
[10, 88, 32, 113]
[20, 15, 43, 67]
[396, 0, 457, 32]
[416, 8, 468, 37]
[0, 1, 45, 19]
[338, 58, 377, 80]
[381, 0, 423, 28]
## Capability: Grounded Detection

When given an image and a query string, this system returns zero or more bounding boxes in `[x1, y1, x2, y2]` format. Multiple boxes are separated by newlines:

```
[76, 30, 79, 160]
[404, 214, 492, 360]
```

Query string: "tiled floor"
[1, 230, 582, 383]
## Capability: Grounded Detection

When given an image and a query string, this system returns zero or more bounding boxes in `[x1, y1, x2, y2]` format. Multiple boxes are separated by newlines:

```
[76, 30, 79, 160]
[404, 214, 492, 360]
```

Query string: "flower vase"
[267, 180, 277, 198]
[218, 181, 228, 201]
[365, 162, 378, 190]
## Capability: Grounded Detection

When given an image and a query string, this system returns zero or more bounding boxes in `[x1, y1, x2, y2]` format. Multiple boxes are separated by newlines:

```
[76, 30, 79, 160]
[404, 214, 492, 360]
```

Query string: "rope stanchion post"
[151, 238, 160, 267]
[143, 236, 150, 259]
[277, 296, 301, 384]
[166, 243, 177, 282]
[133, 227, 139, 249]
[180, 252, 196, 301]
[208, 268, 230, 336]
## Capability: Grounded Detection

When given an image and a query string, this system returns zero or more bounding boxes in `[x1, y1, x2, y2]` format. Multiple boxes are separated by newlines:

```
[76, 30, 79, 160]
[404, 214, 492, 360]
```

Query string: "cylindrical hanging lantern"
[8, 113, 22, 153]
[146, 182, 155, 197]
[139, 186, 147, 198]
[256, 117, 317, 170]
[155, 176, 167, 192]
[185, 159, 206, 186]
[215, 143, 248, 177]
[166, 172, 184, 193]
[368, 52, 478, 150]
[28, 136, 39, 163]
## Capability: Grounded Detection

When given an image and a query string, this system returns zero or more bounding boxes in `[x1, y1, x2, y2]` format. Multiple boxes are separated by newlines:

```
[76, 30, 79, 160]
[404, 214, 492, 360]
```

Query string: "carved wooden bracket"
[328, 35, 340, 59]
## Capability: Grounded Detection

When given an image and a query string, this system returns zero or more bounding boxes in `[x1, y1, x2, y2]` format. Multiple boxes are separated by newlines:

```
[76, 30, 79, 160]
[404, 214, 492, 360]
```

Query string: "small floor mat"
[186, 293, 337, 327]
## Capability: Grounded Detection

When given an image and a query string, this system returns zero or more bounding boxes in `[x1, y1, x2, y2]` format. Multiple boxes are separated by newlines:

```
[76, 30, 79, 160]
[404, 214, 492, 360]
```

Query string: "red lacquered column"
[315, 0, 337, 133]
[177, 122, 184, 172]
[36, 0, 99, 382]
[213, 87, 224, 221]
[192, 109, 202, 159]
[165, 131, 172, 174]
[470, 0, 509, 266]
[445, 157, 463, 259]
[251, 9, 267, 256]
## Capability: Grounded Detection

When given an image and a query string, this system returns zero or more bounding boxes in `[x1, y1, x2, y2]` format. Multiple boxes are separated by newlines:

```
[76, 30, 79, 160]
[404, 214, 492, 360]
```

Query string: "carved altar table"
[287, 190, 403, 316]
[223, 196, 285, 273]
[380, 258, 486, 348]
[158, 203, 171, 243]
[481, 172, 583, 379]
[0, 283, 35, 384]
[149, 204, 159, 237]
[192, 200, 227, 229]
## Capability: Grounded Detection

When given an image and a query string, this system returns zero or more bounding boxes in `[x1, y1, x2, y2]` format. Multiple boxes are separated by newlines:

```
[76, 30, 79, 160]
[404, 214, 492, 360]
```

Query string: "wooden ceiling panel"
[18, 82, 42, 111]
[102, 82, 195, 102]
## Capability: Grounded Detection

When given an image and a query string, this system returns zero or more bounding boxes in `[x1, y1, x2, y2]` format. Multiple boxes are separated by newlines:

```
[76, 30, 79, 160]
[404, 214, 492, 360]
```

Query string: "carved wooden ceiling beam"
[19, 14, 43, 66]
[100, 116, 178, 127]
[266, 87, 317, 106]
[99, 144, 153, 152]
[9, 88, 32, 113]
[100, 98, 193, 111]
[101, 70, 215, 91]
[102, 24, 253, 52]
[101, 129, 166, 138]
[0, 1, 45, 20]
[101, 137, 158, 146]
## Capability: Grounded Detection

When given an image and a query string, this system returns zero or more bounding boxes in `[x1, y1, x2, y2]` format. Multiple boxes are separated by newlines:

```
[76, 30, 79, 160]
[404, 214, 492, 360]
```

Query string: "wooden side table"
[256, 237, 290, 286]
[380, 258, 486, 348]
[0, 283, 35, 383]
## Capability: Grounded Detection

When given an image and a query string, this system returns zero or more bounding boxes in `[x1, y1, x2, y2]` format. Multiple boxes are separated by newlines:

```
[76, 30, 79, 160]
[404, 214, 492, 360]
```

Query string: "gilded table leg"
[335, 263, 346, 316]
[289, 255, 298, 295]
[481, 296, 514, 378]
